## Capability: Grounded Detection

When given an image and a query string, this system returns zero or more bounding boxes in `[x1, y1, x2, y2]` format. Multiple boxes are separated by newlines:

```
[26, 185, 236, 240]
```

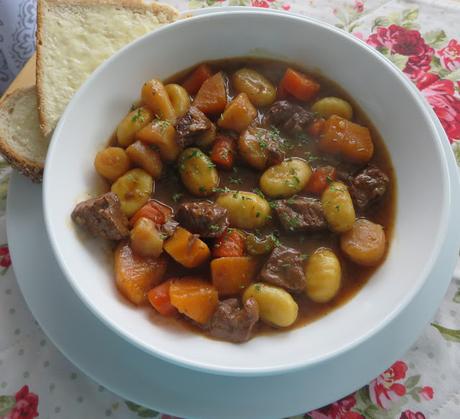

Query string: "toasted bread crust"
[36, 0, 179, 136]
[0, 88, 45, 183]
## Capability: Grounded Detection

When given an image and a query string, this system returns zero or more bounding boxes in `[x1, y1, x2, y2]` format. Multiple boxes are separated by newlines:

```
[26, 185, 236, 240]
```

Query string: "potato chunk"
[321, 181, 355, 233]
[126, 141, 162, 179]
[218, 93, 257, 132]
[94, 147, 130, 181]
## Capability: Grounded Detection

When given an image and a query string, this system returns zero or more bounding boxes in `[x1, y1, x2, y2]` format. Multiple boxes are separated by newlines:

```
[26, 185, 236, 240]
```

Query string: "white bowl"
[44, 10, 454, 376]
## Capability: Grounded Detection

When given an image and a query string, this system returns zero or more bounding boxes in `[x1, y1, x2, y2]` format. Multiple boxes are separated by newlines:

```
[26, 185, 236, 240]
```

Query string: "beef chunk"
[263, 100, 315, 135]
[176, 201, 229, 238]
[209, 298, 259, 343]
[175, 106, 212, 147]
[349, 165, 389, 210]
[260, 245, 306, 293]
[71, 192, 129, 240]
[273, 196, 327, 232]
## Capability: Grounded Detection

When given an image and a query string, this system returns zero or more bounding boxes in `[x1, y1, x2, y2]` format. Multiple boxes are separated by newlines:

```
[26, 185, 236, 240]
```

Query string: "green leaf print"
[402, 8, 419, 22]
[446, 68, 460, 82]
[0, 395, 15, 416]
[228, 0, 251, 6]
[405, 374, 421, 389]
[372, 16, 391, 31]
[432, 323, 460, 342]
[389, 53, 409, 70]
[424, 30, 447, 49]
[125, 401, 159, 417]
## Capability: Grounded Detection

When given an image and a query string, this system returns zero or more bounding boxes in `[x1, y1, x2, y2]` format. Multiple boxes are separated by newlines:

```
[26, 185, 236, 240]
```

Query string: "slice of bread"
[0, 87, 50, 182]
[36, 0, 179, 136]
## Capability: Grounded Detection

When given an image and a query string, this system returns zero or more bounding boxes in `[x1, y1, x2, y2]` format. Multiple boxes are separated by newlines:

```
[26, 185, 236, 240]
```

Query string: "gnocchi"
[305, 248, 341, 303]
[136, 120, 181, 162]
[321, 181, 356, 233]
[94, 147, 130, 181]
[311, 97, 353, 120]
[232, 68, 277, 107]
[238, 127, 274, 170]
[243, 283, 298, 327]
[116, 107, 153, 147]
[216, 191, 271, 229]
[111, 168, 154, 216]
[340, 219, 386, 266]
[260, 158, 312, 198]
[178, 148, 219, 196]
[165, 84, 191, 118]
[126, 141, 163, 179]
[142, 79, 177, 123]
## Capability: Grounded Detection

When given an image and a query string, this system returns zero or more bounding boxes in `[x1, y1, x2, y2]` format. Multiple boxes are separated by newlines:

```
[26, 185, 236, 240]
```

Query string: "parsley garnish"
[172, 193, 183, 202]
[131, 108, 145, 123]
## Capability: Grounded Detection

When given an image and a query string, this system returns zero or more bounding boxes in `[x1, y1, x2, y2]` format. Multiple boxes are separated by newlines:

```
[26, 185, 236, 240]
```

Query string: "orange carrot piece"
[169, 277, 219, 324]
[319, 115, 374, 163]
[212, 229, 245, 258]
[211, 256, 258, 296]
[304, 166, 336, 195]
[307, 118, 325, 137]
[182, 64, 213, 95]
[130, 200, 172, 226]
[210, 135, 236, 170]
[217, 93, 257, 133]
[115, 242, 167, 305]
[164, 227, 210, 268]
[279, 68, 320, 102]
[193, 72, 227, 115]
[148, 280, 178, 317]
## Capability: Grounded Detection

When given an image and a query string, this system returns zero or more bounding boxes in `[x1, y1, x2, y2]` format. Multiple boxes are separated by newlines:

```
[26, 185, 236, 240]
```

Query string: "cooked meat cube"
[71, 192, 129, 240]
[263, 100, 315, 135]
[273, 196, 327, 232]
[349, 165, 389, 210]
[176, 201, 229, 238]
[175, 106, 212, 147]
[260, 245, 306, 293]
[209, 298, 259, 343]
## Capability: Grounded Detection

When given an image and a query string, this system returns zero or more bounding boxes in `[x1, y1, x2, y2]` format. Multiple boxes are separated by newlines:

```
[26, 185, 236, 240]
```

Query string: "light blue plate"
[7, 109, 460, 419]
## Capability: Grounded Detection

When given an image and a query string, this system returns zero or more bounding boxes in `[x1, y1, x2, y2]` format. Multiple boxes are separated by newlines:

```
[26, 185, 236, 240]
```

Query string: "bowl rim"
[43, 9, 452, 376]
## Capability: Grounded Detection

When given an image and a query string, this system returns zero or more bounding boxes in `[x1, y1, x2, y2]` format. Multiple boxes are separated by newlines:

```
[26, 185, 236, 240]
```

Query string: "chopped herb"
[214, 186, 231, 194]
[209, 224, 221, 232]
[335, 204, 340, 212]
[287, 197, 296, 205]
[233, 166, 239, 174]
[207, 160, 216, 169]
[252, 188, 265, 199]
[172, 193, 183, 202]
[326, 175, 334, 184]
[229, 176, 242, 185]
[255, 284, 261, 292]
[300, 253, 309, 261]
[265, 214, 273, 222]
[256, 212, 261, 218]
[296, 133, 310, 144]
[267, 232, 281, 247]
[160, 233, 169, 240]
[199, 186, 206, 193]
[269, 200, 279, 209]
[259, 139, 268, 149]
[232, 191, 239, 199]
[304, 151, 320, 163]
[156, 119, 170, 132]
[131, 108, 145, 123]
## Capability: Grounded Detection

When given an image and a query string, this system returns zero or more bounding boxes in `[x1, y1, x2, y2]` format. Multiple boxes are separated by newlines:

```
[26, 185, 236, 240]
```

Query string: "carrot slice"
[169, 277, 218, 324]
[304, 166, 336, 195]
[115, 242, 167, 305]
[213, 229, 245, 258]
[130, 200, 172, 226]
[193, 72, 227, 115]
[210, 135, 236, 170]
[182, 64, 213, 95]
[279, 68, 320, 102]
[148, 280, 178, 317]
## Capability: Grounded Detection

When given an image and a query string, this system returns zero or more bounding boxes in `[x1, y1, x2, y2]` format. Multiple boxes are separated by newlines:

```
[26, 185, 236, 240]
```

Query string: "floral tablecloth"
[1, 1, 460, 418]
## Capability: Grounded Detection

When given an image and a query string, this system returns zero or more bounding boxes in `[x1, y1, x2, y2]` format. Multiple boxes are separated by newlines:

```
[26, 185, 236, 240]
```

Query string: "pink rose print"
[308, 394, 364, 419]
[4, 386, 39, 419]
[437, 40, 460, 71]
[419, 386, 434, 401]
[251, 0, 270, 7]
[412, 72, 460, 142]
[0, 244, 11, 268]
[369, 360, 408, 409]
[367, 25, 434, 74]
[353, 1, 364, 13]
[400, 410, 426, 419]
